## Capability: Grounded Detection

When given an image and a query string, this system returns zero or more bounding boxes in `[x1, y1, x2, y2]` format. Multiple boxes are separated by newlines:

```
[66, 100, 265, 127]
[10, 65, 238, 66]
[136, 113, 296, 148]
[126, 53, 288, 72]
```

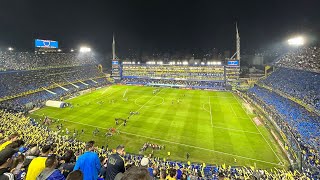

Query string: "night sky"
[0, 0, 319, 53]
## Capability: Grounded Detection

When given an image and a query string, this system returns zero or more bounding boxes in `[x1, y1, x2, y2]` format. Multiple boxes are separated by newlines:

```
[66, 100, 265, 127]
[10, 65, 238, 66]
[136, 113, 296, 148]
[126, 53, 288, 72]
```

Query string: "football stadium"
[1, 1, 320, 180]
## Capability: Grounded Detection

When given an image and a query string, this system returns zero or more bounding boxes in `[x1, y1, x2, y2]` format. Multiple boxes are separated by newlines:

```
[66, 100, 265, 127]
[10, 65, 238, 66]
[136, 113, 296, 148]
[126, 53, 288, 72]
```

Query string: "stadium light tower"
[287, 36, 305, 46]
[79, 46, 91, 53]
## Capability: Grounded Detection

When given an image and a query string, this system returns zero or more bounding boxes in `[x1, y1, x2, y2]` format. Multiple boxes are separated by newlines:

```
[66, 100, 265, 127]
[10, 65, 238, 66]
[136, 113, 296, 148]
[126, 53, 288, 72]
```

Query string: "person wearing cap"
[0, 147, 17, 180]
[73, 141, 101, 180]
[105, 145, 125, 180]
[26, 145, 51, 180]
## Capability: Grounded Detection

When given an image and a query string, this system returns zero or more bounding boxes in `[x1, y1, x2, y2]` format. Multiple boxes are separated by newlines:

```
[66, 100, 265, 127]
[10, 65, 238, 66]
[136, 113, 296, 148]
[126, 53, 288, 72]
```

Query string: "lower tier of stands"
[247, 85, 320, 177]
[0, 77, 110, 113]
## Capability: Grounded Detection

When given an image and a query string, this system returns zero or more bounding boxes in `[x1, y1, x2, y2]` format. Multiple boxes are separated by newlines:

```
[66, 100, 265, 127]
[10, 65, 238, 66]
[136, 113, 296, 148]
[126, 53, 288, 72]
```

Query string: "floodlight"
[288, 36, 305, 46]
[79, 47, 91, 53]
[70, 49, 74, 52]
[8, 47, 13, 51]
[58, 49, 62, 52]
[183, 61, 188, 65]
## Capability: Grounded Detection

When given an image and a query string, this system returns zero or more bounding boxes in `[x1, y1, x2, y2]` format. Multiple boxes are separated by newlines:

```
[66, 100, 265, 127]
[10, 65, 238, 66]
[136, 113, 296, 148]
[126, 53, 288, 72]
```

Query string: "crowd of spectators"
[0, 65, 105, 98]
[0, 51, 99, 71]
[122, 64, 225, 81]
[247, 86, 320, 178]
[260, 67, 320, 112]
[0, 77, 109, 113]
[0, 111, 312, 179]
[274, 46, 320, 73]
[121, 78, 226, 90]
[0, 64, 109, 113]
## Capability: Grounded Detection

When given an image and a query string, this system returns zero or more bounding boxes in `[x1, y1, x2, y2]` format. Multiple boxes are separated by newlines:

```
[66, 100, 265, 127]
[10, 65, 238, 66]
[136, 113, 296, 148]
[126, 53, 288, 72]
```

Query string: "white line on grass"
[209, 96, 234, 99]
[123, 88, 128, 98]
[33, 115, 282, 167]
[232, 93, 283, 165]
[202, 103, 260, 134]
[102, 86, 110, 94]
[229, 104, 241, 118]
[208, 96, 213, 127]
[119, 131, 283, 167]
[116, 88, 166, 130]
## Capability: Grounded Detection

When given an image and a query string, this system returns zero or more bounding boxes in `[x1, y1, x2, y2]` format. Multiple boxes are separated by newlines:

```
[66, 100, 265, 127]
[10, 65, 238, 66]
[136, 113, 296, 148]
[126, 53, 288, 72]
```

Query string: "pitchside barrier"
[236, 90, 302, 171]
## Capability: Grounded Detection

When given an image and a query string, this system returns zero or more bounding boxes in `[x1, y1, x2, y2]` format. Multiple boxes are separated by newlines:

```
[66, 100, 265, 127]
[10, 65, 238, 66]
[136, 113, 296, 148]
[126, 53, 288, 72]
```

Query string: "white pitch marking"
[32, 114, 282, 167]
[208, 96, 213, 127]
[117, 88, 166, 130]
[232, 93, 283, 165]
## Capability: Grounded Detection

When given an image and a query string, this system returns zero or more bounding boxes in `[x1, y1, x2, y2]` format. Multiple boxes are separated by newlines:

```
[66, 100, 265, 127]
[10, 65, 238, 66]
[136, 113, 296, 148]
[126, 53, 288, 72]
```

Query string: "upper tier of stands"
[261, 68, 320, 112]
[274, 46, 320, 73]
[0, 51, 99, 71]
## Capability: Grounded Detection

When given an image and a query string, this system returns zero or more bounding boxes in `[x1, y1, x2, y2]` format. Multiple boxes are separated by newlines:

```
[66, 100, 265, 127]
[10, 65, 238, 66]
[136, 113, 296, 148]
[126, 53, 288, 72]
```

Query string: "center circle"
[135, 96, 165, 107]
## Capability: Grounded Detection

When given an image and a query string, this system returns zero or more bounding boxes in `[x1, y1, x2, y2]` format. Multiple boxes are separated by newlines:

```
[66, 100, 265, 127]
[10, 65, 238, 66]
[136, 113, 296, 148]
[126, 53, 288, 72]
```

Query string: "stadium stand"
[261, 67, 320, 112]
[0, 111, 311, 179]
[0, 49, 317, 179]
[0, 52, 109, 113]
[121, 64, 227, 89]
[274, 46, 320, 73]
[0, 51, 99, 71]
[244, 46, 320, 179]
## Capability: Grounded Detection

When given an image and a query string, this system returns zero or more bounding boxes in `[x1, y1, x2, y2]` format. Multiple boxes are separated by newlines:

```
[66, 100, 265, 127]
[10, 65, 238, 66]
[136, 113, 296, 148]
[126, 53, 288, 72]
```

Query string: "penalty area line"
[202, 103, 260, 135]
[232, 93, 283, 165]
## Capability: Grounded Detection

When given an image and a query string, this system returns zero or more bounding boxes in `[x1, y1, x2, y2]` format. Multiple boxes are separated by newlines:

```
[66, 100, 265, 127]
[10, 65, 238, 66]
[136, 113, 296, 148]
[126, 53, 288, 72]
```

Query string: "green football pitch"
[30, 85, 288, 169]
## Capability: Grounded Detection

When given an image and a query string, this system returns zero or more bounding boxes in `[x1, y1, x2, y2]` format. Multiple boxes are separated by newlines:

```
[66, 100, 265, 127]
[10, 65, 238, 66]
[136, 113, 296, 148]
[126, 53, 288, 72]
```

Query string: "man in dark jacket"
[0, 147, 17, 180]
[105, 145, 125, 180]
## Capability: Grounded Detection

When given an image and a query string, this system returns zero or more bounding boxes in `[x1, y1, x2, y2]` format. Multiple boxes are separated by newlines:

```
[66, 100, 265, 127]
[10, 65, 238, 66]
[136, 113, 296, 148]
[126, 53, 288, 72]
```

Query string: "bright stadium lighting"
[57, 49, 62, 52]
[201, 62, 205, 65]
[79, 46, 91, 53]
[183, 61, 188, 65]
[8, 47, 13, 51]
[288, 36, 305, 46]
[70, 49, 74, 52]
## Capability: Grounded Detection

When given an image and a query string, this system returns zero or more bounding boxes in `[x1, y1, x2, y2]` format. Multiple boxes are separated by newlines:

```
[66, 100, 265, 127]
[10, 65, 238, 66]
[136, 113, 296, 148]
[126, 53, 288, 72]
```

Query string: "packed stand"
[261, 67, 320, 112]
[0, 110, 312, 180]
[122, 64, 225, 81]
[274, 46, 320, 73]
[0, 65, 105, 98]
[247, 86, 320, 177]
[0, 51, 99, 71]
[122, 78, 226, 90]
[0, 77, 110, 113]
